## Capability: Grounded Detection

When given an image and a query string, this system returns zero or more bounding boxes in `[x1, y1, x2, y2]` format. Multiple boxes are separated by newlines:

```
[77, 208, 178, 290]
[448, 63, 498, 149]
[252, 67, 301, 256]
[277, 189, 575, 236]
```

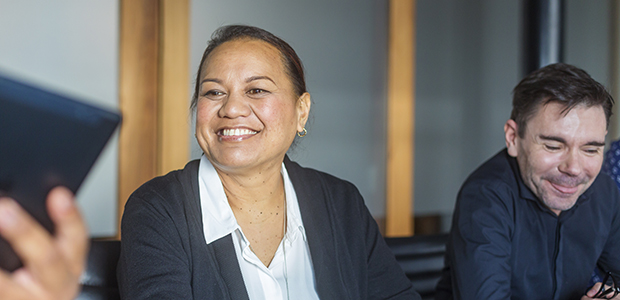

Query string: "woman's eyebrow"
[200, 78, 221, 85]
[246, 76, 276, 85]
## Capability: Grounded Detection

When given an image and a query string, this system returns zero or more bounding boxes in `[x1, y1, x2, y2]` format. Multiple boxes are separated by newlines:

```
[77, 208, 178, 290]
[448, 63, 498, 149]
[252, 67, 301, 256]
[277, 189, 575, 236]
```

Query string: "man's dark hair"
[511, 63, 614, 137]
[191, 25, 307, 110]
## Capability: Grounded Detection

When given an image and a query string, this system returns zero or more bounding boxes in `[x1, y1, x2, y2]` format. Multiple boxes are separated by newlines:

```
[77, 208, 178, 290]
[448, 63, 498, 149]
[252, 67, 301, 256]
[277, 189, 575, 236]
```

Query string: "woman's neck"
[216, 161, 285, 211]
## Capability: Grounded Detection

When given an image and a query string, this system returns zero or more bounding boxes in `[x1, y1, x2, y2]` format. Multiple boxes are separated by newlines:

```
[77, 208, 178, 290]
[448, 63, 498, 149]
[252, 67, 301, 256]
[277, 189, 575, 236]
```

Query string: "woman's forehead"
[203, 39, 282, 70]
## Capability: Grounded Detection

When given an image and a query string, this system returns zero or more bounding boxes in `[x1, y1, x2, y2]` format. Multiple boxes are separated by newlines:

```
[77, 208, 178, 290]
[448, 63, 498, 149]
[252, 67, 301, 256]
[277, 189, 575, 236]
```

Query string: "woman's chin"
[208, 153, 260, 171]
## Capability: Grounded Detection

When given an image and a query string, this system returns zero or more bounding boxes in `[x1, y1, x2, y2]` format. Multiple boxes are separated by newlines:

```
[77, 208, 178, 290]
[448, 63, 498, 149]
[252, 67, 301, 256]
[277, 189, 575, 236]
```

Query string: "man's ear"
[296, 92, 311, 132]
[505, 119, 519, 157]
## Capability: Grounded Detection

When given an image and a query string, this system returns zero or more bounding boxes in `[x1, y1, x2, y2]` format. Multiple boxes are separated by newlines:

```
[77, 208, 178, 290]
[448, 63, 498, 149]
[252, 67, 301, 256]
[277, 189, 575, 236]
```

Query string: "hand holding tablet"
[0, 187, 87, 300]
[0, 75, 120, 272]
[0, 73, 120, 300]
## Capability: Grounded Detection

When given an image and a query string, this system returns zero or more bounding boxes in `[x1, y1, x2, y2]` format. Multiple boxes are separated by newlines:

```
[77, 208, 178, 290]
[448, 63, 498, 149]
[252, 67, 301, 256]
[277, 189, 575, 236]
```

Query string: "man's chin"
[542, 197, 579, 213]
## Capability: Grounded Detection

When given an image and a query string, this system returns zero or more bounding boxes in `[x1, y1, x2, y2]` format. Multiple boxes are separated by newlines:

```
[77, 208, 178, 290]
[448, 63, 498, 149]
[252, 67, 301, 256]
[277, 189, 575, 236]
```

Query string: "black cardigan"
[118, 157, 419, 299]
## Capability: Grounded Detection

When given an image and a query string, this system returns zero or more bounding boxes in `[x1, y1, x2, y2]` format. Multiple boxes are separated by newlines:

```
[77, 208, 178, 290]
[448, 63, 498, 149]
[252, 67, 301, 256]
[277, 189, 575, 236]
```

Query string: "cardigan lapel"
[284, 156, 349, 299]
[183, 160, 250, 300]
[211, 235, 251, 300]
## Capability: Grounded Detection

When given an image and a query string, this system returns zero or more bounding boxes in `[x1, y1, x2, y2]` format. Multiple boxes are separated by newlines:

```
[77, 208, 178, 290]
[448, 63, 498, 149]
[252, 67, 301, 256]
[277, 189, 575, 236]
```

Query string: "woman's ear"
[296, 92, 311, 132]
[504, 119, 519, 157]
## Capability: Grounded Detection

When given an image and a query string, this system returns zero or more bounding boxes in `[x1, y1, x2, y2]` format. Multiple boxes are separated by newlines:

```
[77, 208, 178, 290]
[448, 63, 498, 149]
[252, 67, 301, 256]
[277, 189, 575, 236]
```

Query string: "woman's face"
[195, 38, 310, 174]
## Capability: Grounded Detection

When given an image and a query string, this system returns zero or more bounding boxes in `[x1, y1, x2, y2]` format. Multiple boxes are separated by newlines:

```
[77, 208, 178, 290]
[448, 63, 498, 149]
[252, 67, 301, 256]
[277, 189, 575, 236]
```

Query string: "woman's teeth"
[221, 128, 257, 136]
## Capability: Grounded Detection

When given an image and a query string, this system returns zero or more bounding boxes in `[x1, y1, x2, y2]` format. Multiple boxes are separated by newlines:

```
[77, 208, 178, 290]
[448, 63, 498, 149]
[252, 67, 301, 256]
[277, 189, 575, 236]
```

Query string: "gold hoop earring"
[297, 128, 307, 137]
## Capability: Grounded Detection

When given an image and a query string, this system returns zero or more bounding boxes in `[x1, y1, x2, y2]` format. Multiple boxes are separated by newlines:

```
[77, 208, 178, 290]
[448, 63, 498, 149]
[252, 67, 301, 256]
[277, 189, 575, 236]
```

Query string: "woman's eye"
[204, 90, 224, 97]
[248, 88, 267, 95]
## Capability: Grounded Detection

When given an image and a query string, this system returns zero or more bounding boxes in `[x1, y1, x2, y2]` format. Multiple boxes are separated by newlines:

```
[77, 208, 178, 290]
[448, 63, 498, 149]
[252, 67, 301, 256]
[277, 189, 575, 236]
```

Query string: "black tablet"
[0, 75, 121, 271]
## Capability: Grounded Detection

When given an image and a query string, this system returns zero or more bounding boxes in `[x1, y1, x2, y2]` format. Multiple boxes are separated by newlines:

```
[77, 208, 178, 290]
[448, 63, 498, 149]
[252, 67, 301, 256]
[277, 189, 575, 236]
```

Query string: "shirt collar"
[199, 156, 306, 244]
[199, 156, 238, 244]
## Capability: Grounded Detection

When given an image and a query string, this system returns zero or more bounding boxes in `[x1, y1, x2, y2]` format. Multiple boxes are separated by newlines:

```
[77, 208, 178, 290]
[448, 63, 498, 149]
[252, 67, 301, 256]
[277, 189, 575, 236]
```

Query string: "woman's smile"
[217, 127, 259, 142]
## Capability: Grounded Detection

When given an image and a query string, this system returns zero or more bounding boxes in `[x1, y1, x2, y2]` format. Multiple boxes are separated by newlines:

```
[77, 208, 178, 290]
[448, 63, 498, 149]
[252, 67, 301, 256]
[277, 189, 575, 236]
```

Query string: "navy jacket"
[436, 149, 620, 300]
[118, 157, 419, 300]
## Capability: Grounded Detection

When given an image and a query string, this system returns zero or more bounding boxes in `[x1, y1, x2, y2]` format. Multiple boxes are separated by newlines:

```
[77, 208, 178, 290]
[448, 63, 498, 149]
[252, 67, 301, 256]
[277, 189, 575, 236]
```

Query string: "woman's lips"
[217, 128, 258, 141]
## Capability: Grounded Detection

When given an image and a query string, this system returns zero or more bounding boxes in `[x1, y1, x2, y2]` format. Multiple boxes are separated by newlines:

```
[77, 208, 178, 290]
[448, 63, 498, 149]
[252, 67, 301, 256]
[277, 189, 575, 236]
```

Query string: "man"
[436, 63, 620, 299]
[0, 187, 88, 300]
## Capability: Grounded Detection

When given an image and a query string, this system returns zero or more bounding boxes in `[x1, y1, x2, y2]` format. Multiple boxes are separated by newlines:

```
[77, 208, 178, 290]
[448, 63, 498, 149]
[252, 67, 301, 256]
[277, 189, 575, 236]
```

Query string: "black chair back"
[75, 236, 446, 299]
[76, 239, 121, 300]
[385, 234, 448, 300]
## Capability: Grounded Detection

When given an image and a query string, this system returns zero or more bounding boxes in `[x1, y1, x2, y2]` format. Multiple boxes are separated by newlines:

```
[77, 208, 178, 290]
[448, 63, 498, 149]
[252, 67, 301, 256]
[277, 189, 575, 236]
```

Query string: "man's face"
[505, 102, 607, 215]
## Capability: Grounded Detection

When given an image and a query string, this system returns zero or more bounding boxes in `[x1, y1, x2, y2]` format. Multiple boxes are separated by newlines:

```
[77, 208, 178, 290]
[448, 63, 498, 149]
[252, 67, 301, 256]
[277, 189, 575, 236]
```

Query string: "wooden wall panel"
[386, 0, 415, 237]
[158, 0, 190, 176]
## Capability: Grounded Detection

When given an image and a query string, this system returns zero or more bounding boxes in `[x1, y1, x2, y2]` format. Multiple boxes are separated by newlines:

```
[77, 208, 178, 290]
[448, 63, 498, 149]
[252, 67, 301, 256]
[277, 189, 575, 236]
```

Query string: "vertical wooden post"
[158, 0, 190, 176]
[118, 0, 190, 237]
[386, 0, 415, 237]
[118, 0, 160, 234]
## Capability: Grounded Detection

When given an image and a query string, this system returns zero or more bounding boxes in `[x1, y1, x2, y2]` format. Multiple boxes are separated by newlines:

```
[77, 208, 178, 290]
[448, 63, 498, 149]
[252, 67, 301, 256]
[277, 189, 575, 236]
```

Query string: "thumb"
[586, 282, 603, 298]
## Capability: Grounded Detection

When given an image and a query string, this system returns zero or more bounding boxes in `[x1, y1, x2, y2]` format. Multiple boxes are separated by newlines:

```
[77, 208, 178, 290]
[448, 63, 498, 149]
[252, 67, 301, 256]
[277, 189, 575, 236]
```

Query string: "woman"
[118, 25, 419, 300]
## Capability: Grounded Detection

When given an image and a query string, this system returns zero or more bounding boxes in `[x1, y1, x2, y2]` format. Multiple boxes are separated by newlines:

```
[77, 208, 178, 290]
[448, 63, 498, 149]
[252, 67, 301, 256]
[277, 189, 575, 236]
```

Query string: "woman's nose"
[218, 92, 251, 118]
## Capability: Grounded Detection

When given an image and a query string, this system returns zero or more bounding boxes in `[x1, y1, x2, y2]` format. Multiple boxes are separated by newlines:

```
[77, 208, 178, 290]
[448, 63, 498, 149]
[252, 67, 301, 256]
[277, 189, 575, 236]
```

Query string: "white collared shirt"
[198, 156, 320, 300]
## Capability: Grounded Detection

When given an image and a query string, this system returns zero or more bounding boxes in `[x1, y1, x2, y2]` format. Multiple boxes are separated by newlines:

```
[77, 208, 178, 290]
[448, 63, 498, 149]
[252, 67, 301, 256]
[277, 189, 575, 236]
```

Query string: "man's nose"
[558, 149, 583, 177]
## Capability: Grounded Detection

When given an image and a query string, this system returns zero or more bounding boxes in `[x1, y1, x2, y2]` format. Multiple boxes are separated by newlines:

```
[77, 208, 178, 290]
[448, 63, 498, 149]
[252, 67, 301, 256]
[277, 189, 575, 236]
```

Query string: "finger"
[12, 269, 46, 298]
[0, 198, 58, 267]
[0, 197, 69, 293]
[46, 187, 88, 276]
[0, 267, 29, 299]
[586, 282, 604, 298]
[602, 284, 616, 299]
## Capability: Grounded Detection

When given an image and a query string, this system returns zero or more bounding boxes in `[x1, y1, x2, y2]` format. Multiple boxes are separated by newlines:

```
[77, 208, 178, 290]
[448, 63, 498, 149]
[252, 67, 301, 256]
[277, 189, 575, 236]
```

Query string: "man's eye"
[544, 144, 561, 151]
[584, 148, 601, 154]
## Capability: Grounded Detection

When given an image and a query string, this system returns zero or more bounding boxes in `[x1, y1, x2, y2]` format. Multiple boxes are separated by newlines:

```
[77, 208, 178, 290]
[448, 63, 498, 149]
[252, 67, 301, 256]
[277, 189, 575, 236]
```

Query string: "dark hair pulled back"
[191, 25, 307, 110]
